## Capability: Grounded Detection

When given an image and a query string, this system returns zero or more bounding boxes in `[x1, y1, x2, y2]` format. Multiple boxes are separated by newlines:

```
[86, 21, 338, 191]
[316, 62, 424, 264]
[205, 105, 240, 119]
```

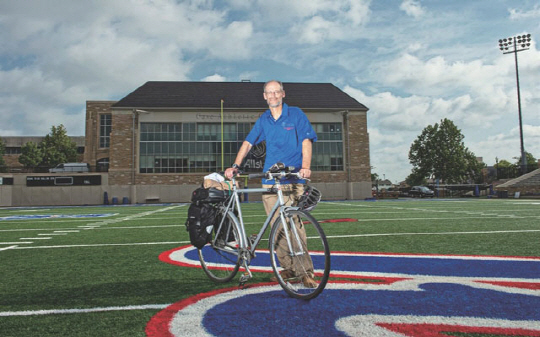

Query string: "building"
[85, 81, 371, 203]
[1, 136, 85, 171]
[1, 81, 371, 206]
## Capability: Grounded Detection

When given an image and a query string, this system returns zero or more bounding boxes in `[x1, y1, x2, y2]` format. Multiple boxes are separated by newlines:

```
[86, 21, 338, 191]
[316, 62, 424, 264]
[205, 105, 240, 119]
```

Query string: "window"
[312, 123, 343, 171]
[97, 158, 109, 172]
[139, 122, 251, 173]
[5, 147, 21, 155]
[99, 114, 112, 148]
[138, 121, 345, 173]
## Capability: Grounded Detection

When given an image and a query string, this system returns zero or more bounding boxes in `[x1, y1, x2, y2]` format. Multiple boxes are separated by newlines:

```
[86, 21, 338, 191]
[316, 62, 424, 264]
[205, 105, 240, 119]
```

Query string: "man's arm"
[299, 138, 313, 179]
[224, 141, 252, 179]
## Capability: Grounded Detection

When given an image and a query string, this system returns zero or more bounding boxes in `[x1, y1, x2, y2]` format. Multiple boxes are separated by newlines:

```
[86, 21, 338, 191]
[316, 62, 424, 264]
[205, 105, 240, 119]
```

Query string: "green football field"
[1, 198, 539, 336]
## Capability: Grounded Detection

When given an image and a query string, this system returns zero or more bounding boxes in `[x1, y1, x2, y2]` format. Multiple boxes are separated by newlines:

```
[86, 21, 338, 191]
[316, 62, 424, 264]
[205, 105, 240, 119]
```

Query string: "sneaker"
[270, 270, 296, 282]
[301, 274, 318, 288]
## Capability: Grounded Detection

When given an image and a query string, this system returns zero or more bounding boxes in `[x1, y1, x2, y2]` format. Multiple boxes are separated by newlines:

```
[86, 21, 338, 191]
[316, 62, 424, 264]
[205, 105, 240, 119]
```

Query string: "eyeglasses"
[264, 90, 282, 96]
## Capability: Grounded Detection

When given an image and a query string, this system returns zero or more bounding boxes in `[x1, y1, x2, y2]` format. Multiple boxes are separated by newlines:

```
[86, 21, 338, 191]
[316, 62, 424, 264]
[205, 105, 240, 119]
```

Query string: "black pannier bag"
[185, 187, 228, 249]
[191, 187, 229, 203]
[185, 202, 217, 249]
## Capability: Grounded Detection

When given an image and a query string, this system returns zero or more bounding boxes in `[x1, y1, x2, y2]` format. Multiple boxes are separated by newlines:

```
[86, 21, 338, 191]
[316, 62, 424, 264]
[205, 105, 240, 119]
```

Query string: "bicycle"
[197, 165, 331, 300]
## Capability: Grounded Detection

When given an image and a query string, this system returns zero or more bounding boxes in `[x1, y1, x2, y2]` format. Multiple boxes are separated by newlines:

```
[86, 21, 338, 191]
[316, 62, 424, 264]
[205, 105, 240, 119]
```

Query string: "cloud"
[287, 0, 371, 44]
[0, 0, 255, 136]
[509, 4, 540, 20]
[400, 0, 425, 19]
[201, 74, 227, 82]
[344, 85, 495, 134]
[472, 124, 540, 164]
[377, 53, 504, 97]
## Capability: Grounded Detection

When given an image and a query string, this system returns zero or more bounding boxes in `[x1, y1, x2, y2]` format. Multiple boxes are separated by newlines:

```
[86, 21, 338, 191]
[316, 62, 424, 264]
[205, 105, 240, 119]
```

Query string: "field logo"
[147, 246, 540, 336]
[0, 213, 116, 221]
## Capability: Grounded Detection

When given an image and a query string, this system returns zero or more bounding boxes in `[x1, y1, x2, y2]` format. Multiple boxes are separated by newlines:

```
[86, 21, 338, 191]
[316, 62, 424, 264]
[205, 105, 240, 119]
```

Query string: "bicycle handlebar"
[226, 163, 308, 182]
[247, 171, 304, 180]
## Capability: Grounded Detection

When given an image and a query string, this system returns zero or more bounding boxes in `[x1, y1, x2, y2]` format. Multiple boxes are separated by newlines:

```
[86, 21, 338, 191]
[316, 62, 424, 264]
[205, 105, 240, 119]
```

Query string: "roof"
[113, 81, 368, 110]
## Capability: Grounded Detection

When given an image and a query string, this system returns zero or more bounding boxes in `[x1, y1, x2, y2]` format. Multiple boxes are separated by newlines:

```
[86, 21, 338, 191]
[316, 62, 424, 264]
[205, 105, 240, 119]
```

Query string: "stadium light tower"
[498, 33, 532, 175]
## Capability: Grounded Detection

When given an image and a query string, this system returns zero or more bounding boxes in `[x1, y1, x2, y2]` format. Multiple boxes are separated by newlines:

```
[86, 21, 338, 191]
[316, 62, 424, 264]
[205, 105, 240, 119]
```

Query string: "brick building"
[85, 81, 371, 203]
[1, 136, 85, 171]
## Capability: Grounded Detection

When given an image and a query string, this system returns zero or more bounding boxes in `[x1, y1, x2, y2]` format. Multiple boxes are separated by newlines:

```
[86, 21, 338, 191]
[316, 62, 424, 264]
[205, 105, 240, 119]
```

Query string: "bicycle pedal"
[238, 272, 251, 287]
[239, 272, 250, 280]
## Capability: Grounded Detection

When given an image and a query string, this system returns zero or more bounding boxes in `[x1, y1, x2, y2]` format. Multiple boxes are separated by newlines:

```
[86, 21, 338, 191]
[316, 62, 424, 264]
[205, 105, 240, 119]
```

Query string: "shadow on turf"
[0, 278, 215, 308]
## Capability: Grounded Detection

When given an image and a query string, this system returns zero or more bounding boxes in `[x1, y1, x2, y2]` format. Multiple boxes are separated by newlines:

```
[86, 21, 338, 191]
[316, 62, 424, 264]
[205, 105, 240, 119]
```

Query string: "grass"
[1, 198, 539, 336]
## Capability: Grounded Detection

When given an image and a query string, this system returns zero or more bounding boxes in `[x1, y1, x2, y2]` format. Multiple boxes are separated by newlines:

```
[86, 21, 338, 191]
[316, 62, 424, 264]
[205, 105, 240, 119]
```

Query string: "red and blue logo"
[147, 246, 540, 336]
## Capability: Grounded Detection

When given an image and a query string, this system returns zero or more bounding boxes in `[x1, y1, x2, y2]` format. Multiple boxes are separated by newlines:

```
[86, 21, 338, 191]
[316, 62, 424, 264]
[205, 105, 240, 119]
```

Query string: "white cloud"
[400, 0, 425, 19]
[201, 74, 227, 82]
[472, 124, 540, 165]
[0, 0, 255, 136]
[509, 4, 540, 20]
[287, 0, 371, 44]
[345, 86, 492, 133]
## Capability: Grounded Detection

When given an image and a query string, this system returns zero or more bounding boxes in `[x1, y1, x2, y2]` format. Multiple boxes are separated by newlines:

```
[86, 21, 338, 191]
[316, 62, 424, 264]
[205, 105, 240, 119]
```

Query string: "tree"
[514, 152, 537, 167]
[39, 124, 78, 168]
[0, 137, 6, 173]
[405, 167, 429, 186]
[495, 158, 517, 179]
[408, 118, 483, 184]
[19, 141, 43, 170]
[495, 159, 513, 169]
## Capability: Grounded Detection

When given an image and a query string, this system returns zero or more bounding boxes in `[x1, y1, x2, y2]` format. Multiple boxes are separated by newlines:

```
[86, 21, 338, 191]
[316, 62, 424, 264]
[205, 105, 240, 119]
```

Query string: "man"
[225, 80, 318, 287]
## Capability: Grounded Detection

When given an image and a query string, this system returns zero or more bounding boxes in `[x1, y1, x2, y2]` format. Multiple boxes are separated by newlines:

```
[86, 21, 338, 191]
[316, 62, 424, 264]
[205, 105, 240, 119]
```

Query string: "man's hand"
[299, 168, 311, 179]
[224, 167, 238, 180]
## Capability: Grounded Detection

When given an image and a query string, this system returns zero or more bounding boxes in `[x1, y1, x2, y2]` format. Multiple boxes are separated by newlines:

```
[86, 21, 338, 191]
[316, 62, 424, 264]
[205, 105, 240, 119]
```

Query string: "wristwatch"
[232, 163, 239, 169]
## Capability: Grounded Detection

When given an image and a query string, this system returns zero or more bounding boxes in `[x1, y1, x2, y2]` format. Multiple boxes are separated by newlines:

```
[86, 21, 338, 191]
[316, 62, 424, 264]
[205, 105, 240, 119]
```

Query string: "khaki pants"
[262, 184, 314, 277]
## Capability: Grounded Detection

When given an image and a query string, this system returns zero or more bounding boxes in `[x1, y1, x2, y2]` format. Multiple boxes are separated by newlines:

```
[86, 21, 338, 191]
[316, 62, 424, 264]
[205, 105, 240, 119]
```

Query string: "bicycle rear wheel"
[269, 209, 330, 300]
[198, 209, 241, 283]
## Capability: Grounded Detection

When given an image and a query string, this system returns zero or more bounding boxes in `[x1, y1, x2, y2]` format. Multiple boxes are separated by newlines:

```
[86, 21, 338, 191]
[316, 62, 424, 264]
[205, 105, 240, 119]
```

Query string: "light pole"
[498, 34, 531, 175]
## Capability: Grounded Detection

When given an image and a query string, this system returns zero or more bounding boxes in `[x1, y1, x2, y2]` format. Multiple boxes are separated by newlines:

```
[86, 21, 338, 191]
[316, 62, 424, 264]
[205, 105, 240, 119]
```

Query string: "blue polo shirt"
[246, 103, 317, 184]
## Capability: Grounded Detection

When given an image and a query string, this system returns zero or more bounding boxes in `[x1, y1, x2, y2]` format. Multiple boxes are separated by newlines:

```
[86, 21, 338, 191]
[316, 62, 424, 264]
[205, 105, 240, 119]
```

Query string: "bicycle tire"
[268, 209, 330, 300]
[198, 208, 241, 283]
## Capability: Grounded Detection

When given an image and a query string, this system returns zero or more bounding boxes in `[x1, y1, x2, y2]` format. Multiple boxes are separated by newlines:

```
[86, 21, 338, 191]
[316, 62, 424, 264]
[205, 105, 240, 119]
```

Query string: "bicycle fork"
[281, 210, 306, 257]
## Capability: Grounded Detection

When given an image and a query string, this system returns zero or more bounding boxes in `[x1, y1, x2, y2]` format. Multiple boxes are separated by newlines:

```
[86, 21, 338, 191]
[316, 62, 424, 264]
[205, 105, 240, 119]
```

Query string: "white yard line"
[0, 225, 181, 233]
[0, 206, 184, 252]
[19, 237, 51, 240]
[325, 229, 540, 239]
[12, 241, 189, 249]
[8, 227, 540, 250]
[0, 304, 170, 317]
[0, 245, 19, 251]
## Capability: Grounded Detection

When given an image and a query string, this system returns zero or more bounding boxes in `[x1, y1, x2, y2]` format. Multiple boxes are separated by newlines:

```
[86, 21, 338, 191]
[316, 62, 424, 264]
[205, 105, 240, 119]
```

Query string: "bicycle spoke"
[198, 210, 241, 283]
[269, 209, 330, 300]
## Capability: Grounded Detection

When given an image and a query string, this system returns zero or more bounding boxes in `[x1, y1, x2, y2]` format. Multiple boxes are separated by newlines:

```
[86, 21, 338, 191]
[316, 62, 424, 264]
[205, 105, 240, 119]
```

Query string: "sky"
[1, 0, 539, 183]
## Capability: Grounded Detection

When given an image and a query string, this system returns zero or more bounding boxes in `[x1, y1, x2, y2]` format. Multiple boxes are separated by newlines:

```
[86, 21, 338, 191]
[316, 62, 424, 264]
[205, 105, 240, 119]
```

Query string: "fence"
[490, 164, 538, 180]
[0, 164, 108, 174]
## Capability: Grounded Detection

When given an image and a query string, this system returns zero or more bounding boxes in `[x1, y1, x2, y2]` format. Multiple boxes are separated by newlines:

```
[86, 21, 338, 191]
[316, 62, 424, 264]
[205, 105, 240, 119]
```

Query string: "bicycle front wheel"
[269, 209, 330, 300]
[198, 209, 241, 283]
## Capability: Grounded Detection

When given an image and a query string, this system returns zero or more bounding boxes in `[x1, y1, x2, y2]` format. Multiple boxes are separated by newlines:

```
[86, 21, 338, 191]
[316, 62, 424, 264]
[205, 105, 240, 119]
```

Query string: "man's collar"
[267, 103, 289, 121]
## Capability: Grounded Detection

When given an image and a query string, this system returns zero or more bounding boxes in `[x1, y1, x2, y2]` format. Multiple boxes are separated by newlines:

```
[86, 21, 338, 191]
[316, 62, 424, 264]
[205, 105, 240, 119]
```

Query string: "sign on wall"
[0, 177, 14, 185]
[26, 176, 102, 187]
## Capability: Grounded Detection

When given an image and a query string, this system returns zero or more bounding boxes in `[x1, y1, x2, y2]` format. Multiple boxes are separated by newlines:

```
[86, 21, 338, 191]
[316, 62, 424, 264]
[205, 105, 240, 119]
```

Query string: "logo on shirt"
[282, 122, 295, 131]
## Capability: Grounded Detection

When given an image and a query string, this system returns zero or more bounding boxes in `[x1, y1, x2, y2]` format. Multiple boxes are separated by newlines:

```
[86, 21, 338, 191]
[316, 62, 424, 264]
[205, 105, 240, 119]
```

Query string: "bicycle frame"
[213, 175, 304, 278]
